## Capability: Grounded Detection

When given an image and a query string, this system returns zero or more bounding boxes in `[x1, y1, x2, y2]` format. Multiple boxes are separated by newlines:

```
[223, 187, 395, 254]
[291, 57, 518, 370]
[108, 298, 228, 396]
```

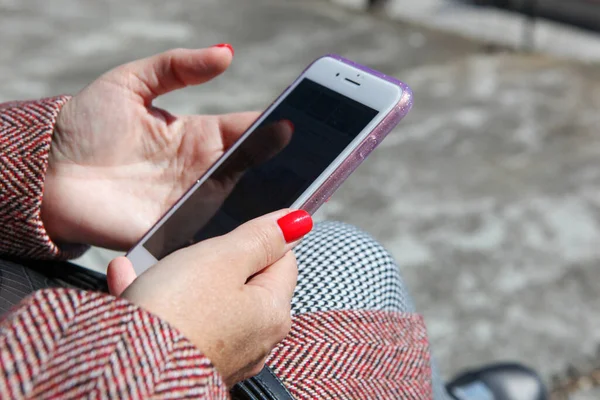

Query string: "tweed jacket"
[0, 96, 432, 399]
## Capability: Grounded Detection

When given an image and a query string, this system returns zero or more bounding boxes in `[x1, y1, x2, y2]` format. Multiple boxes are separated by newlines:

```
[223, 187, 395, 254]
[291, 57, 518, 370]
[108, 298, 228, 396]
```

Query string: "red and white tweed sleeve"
[268, 310, 433, 399]
[0, 96, 86, 259]
[0, 288, 228, 399]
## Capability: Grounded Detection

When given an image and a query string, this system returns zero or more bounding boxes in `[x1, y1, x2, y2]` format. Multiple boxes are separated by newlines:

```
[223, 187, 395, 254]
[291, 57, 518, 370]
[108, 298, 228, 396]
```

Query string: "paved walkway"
[3, 0, 600, 396]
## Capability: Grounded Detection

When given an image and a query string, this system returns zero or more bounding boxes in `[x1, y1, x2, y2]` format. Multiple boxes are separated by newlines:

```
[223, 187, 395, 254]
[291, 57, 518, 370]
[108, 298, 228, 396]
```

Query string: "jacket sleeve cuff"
[0, 96, 88, 260]
[0, 288, 228, 399]
[268, 309, 433, 399]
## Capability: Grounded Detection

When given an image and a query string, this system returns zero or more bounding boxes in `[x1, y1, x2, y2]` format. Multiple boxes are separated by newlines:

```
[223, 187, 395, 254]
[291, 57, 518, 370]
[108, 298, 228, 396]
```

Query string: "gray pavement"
[3, 0, 600, 396]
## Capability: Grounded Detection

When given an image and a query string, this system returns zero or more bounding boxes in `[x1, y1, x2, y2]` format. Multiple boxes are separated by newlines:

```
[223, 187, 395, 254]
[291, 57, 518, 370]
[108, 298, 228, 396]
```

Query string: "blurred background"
[2, 0, 600, 398]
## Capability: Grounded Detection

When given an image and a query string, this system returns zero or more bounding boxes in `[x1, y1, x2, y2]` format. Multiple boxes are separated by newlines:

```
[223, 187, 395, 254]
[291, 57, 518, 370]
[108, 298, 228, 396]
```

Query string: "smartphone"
[127, 54, 413, 274]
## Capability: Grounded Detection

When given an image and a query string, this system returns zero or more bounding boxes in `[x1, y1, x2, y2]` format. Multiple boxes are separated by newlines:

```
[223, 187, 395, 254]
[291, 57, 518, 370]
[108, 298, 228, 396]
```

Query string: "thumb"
[109, 45, 234, 103]
[246, 250, 298, 305]
[107, 256, 138, 296]
[214, 210, 313, 281]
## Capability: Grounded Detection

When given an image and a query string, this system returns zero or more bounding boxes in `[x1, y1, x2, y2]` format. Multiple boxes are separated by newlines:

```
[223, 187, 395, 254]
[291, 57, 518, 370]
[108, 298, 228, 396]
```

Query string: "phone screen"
[144, 78, 379, 259]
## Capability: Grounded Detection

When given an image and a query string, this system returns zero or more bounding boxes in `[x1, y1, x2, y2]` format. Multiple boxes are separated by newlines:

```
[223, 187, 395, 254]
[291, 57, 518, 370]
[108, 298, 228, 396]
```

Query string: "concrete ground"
[2, 0, 600, 397]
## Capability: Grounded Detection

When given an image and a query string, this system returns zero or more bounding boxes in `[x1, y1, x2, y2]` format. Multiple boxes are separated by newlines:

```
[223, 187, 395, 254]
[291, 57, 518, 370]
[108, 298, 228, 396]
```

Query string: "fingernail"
[277, 210, 313, 243]
[282, 119, 294, 132]
[213, 43, 234, 55]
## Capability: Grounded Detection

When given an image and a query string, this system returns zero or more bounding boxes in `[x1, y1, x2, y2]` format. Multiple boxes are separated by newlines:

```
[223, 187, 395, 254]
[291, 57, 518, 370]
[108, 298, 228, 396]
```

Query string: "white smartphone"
[127, 54, 413, 274]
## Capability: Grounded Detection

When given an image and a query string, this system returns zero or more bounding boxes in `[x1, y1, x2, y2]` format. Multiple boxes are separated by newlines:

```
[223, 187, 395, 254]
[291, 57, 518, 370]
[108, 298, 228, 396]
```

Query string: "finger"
[212, 119, 293, 182]
[212, 209, 312, 279]
[111, 46, 234, 103]
[227, 355, 270, 387]
[245, 252, 296, 349]
[247, 251, 298, 306]
[217, 111, 261, 148]
[107, 257, 138, 296]
[247, 120, 293, 165]
[238, 355, 271, 385]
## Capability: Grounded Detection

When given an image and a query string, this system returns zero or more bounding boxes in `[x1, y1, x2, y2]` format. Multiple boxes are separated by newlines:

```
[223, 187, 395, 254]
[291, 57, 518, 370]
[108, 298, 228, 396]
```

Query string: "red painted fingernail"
[277, 210, 313, 243]
[282, 119, 294, 132]
[213, 43, 234, 55]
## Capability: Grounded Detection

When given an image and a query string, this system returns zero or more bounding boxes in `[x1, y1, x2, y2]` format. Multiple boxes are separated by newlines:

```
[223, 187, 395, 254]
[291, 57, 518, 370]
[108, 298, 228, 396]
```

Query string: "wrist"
[40, 169, 74, 245]
[0, 95, 85, 258]
[41, 101, 80, 246]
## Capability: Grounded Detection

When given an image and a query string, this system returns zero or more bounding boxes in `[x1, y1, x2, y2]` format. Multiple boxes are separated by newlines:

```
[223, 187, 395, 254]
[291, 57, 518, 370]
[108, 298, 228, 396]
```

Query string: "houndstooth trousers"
[293, 221, 450, 400]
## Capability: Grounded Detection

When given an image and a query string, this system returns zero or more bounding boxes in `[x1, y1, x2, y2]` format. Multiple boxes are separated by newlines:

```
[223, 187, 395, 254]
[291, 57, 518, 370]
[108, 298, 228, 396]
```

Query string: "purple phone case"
[297, 54, 413, 214]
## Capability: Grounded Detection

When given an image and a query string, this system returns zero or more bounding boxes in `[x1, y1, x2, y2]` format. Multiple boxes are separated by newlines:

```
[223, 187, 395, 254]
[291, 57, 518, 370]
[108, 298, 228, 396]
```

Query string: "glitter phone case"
[297, 54, 413, 214]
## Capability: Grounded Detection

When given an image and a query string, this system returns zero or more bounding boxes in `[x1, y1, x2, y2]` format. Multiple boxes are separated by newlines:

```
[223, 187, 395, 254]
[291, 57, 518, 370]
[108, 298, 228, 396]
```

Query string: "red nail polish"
[277, 210, 313, 243]
[213, 43, 234, 55]
[283, 119, 294, 132]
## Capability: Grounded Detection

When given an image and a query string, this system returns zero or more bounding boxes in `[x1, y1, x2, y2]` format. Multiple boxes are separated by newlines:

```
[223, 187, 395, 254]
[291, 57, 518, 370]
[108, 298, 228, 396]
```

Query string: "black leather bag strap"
[230, 366, 295, 400]
[0, 257, 109, 314]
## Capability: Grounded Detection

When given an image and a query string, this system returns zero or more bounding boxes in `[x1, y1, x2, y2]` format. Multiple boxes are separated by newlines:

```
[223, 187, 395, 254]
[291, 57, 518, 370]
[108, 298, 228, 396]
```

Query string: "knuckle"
[247, 225, 277, 266]
[287, 253, 299, 282]
[276, 314, 292, 343]
[257, 294, 292, 345]
[249, 364, 264, 378]
[245, 359, 268, 380]
[163, 48, 187, 59]
[271, 305, 292, 344]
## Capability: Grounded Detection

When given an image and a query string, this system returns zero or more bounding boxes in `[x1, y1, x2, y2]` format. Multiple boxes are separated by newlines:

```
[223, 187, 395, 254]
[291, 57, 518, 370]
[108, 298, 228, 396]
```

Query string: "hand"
[41, 45, 261, 249]
[109, 210, 313, 386]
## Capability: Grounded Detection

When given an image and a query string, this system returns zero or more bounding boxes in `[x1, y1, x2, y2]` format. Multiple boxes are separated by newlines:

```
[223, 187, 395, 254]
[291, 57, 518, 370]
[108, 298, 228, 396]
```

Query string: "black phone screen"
[144, 78, 378, 259]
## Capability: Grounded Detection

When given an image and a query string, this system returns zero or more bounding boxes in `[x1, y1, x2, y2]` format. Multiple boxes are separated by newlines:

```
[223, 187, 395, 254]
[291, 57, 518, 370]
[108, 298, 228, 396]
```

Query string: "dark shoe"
[446, 363, 548, 400]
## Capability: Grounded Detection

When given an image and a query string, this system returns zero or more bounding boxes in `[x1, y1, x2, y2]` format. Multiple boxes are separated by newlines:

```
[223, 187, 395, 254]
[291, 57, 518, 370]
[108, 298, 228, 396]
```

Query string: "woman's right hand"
[110, 209, 313, 386]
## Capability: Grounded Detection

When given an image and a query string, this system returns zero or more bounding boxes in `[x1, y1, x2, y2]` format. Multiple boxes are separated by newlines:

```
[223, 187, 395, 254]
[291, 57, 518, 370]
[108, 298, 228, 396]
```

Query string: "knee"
[292, 221, 415, 315]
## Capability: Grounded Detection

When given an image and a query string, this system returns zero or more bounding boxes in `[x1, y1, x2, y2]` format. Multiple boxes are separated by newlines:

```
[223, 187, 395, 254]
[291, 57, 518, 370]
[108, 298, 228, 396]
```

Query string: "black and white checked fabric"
[292, 221, 451, 400]
[292, 221, 414, 316]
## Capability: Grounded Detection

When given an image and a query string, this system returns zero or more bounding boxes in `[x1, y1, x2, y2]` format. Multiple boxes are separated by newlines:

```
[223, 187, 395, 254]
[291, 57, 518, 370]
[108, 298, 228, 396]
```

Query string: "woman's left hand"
[41, 45, 259, 249]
